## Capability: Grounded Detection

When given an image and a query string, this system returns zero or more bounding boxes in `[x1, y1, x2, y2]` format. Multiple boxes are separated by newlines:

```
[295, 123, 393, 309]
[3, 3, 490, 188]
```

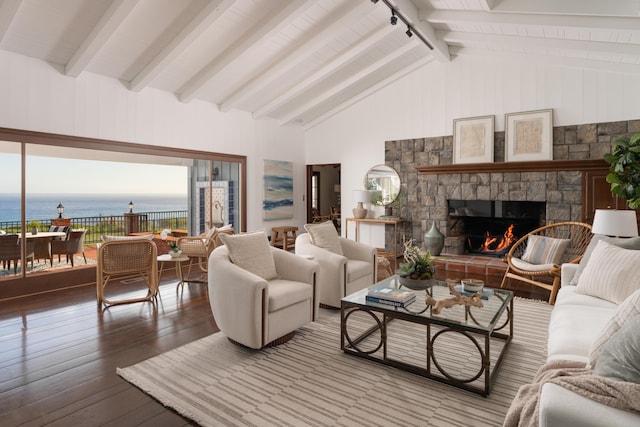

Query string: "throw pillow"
[593, 314, 640, 384]
[521, 235, 570, 265]
[304, 221, 343, 255]
[588, 288, 640, 368]
[570, 235, 640, 285]
[218, 231, 278, 281]
[576, 240, 640, 304]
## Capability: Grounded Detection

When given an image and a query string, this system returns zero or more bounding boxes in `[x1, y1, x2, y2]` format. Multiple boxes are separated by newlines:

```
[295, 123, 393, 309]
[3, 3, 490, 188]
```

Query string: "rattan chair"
[96, 239, 158, 307]
[500, 221, 592, 304]
[177, 226, 234, 282]
[51, 229, 87, 267]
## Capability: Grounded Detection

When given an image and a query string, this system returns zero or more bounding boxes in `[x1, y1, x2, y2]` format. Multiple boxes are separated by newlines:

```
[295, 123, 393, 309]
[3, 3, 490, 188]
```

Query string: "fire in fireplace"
[448, 200, 545, 257]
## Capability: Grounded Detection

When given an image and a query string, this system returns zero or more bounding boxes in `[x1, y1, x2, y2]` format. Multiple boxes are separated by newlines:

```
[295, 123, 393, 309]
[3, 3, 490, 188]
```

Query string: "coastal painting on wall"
[505, 109, 553, 162]
[263, 159, 293, 220]
[453, 115, 495, 164]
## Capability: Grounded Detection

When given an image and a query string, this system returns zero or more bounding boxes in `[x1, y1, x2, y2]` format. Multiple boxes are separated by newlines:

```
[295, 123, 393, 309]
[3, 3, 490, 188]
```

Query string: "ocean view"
[0, 193, 188, 223]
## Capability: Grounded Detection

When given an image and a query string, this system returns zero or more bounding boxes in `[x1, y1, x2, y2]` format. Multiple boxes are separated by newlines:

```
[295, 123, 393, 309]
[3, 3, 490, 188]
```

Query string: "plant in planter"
[605, 133, 640, 209]
[167, 241, 182, 257]
[374, 192, 406, 218]
[395, 239, 436, 289]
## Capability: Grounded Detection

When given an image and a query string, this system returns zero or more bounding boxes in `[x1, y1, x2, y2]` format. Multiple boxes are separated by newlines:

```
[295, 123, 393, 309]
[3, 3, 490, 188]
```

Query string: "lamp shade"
[592, 209, 639, 237]
[353, 190, 370, 203]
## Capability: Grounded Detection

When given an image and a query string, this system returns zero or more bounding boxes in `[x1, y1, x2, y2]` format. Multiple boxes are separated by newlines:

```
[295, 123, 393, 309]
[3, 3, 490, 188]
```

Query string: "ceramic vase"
[424, 221, 444, 256]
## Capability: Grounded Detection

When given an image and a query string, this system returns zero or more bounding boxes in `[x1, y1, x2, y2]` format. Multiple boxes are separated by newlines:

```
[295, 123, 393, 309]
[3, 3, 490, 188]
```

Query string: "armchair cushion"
[218, 231, 278, 281]
[577, 240, 640, 304]
[102, 234, 153, 242]
[304, 221, 343, 255]
[521, 235, 570, 265]
[347, 260, 373, 282]
[267, 279, 314, 312]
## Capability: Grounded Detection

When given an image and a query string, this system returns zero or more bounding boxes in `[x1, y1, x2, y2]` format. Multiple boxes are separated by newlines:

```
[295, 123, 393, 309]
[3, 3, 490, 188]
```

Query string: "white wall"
[0, 50, 307, 233]
[305, 54, 640, 243]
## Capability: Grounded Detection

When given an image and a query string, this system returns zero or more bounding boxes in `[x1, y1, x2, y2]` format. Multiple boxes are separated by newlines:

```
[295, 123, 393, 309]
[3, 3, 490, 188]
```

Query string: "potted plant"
[604, 133, 640, 209]
[374, 192, 406, 218]
[168, 241, 182, 257]
[395, 239, 436, 289]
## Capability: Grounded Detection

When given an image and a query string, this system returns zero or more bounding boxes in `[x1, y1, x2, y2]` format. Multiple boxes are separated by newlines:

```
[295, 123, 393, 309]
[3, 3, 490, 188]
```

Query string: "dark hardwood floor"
[0, 272, 217, 427]
[0, 266, 549, 426]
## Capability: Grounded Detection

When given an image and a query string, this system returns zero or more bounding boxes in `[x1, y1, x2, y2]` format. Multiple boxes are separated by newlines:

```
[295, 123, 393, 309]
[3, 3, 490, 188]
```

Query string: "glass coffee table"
[340, 275, 513, 396]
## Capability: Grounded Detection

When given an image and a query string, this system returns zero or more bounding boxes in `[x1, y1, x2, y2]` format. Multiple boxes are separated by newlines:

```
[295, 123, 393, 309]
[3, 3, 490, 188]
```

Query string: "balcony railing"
[0, 210, 188, 245]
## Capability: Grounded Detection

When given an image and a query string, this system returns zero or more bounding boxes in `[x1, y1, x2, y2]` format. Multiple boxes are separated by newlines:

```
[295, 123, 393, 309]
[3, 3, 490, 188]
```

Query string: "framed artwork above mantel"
[505, 109, 554, 162]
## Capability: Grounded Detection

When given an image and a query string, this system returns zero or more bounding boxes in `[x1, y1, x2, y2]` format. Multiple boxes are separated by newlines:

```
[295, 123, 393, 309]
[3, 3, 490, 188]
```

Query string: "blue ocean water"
[0, 193, 187, 223]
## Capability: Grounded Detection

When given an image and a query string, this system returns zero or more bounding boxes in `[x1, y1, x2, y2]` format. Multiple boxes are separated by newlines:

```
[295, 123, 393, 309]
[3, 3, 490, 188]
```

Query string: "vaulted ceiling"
[1, 0, 639, 129]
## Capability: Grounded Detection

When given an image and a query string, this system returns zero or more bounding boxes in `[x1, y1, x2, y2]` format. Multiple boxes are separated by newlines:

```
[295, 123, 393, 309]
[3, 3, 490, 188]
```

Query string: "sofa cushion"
[570, 235, 640, 286]
[521, 235, 570, 265]
[218, 231, 278, 281]
[593, 314, 640, 383]
[588, 289, 640, 368]
[304, 221, 343, 255]
[577, 240, 640, 304]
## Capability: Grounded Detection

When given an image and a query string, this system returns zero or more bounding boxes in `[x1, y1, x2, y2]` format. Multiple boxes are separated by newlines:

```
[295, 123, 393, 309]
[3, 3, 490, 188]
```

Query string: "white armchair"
[208, 231, 319, 349]
[295, 221, 377, 308]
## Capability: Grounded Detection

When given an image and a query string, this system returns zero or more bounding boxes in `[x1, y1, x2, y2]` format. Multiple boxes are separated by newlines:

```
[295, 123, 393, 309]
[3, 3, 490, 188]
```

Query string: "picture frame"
[263, 159, 294, 220]
[453, 115, 495, 164]
[505, 109, 553, 162]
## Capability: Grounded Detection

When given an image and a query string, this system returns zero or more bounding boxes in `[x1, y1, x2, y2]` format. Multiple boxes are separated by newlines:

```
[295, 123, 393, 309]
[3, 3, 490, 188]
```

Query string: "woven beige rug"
[117, 298, 552, 427]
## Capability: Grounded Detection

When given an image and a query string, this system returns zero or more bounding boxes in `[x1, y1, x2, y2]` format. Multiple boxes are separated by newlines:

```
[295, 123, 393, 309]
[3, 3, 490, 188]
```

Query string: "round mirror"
[364, 165, 401, 206]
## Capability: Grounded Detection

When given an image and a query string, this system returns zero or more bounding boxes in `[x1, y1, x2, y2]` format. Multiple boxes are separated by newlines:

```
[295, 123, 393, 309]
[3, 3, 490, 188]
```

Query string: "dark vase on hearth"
[424, 221, 444, 256]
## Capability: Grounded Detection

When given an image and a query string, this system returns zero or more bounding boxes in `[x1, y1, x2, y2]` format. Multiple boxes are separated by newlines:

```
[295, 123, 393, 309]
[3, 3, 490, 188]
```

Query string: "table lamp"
[591, 209, 639, 237]
[352, 190, 369, 219]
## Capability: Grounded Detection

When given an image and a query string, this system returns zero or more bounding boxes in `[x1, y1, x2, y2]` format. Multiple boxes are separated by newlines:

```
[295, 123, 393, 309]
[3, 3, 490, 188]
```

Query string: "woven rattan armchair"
[177, 226, 234, 282]
[500, 221, 592, 304]
[96, 239, 158, 307]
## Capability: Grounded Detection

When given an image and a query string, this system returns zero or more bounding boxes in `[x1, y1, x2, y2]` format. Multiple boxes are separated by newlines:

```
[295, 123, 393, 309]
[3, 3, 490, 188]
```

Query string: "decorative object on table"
[425, 279, 484, 314]
[168, 241, 182, 257]
[366, 281, 416, 307]
[374, 191, 405, 219]
[396, 239, 436, 289]
[263, 159, 294, 220]
[591, 209, 639, 237]
[454, 283, 494, 300]
[423, 220, 444, 256]
[604, 132, 640, 209]
[461, 278, 484, 293]
[352, 189, 370, 219]
[504, 108, 553, 162]
[160, 228, 172, 240]
[31, 227, 38, 235]
[453, 115, 495, 164]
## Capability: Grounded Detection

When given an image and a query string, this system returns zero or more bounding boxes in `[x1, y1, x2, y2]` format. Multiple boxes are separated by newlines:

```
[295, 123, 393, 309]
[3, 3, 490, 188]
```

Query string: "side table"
[158, 253, 190, 289]
[271, 226, 298, 251]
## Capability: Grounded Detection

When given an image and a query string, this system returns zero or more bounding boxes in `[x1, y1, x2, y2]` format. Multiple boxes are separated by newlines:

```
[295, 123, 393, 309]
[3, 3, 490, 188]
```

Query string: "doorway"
[306, 164, 341, 232]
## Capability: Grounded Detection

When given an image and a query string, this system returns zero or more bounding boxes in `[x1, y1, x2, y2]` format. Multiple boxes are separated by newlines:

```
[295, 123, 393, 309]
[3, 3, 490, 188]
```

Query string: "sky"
[1, 154, 188, 194]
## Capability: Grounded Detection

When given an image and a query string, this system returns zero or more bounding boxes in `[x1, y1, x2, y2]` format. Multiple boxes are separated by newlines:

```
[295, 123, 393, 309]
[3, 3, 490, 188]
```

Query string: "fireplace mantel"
[415, 159, 607, 175]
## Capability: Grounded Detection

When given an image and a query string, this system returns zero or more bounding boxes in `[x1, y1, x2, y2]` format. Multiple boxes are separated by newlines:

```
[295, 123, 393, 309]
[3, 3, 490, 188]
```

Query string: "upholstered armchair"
[208, 231, 318, 349]
[295, 221, 377, 308]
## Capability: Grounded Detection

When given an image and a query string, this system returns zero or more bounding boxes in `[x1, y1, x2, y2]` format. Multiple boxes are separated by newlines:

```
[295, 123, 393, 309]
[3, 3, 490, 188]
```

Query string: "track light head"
[406, 26, 413, 37]
[371, 0, 379, 3]
[390, 10, 398, 25]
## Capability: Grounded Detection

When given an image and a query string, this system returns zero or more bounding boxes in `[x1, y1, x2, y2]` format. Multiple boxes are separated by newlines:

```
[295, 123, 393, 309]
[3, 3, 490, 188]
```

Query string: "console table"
[345, 217, 406, 263]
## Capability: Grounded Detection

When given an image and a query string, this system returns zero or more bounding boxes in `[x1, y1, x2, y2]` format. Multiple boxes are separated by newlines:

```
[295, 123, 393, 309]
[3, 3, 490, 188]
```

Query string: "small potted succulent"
[395, 239, 436, 289]
[168, 241, 182, 257]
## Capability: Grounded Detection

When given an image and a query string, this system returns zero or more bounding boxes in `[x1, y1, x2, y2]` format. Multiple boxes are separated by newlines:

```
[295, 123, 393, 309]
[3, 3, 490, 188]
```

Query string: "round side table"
[158, 253, 190, 289]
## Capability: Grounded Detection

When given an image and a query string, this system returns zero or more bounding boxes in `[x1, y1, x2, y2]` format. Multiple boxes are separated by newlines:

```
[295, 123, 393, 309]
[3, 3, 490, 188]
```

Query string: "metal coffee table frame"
[340, 277, 513, 396]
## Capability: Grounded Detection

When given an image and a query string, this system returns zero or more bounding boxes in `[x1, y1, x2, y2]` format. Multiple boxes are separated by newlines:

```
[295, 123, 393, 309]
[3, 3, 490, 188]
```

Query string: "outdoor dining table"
[20, 231, 68, 266]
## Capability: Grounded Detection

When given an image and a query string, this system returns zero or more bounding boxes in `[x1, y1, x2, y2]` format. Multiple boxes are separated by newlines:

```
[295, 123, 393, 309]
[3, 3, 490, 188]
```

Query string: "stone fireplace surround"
[384, 118, 640, 255]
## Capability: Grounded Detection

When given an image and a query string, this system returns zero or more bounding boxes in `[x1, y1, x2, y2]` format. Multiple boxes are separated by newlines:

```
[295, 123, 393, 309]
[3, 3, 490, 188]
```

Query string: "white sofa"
[538, 262, 640, 426]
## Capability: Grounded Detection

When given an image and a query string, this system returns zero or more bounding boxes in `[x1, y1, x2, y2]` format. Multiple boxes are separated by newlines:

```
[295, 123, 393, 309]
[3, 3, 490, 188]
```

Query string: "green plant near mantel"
[605, 133, 640, 209]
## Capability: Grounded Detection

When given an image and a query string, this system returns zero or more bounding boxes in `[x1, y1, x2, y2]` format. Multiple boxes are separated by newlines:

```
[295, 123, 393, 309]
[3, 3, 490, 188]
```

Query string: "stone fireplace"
[382, 119, 640, 256]
[448, 200, 545, 256]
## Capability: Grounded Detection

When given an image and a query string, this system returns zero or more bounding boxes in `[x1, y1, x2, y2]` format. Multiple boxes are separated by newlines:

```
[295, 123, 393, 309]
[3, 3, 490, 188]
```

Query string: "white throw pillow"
[593, 314, 640, 384]
[521, 235, 570, 265]
[570, 235, 640, 285]
[576, 240, 640, 304]
[218, 231, 278, 281]
[304, 221, 343, 255]
[588, 288, 640, 368]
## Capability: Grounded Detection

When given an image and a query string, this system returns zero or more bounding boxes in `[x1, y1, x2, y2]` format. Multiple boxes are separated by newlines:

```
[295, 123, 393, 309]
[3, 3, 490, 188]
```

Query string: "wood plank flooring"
[0, 267, 549, 426]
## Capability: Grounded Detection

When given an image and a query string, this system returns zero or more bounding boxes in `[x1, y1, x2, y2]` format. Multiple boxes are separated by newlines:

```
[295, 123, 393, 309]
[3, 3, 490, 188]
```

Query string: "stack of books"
[366, 283, 416, 307]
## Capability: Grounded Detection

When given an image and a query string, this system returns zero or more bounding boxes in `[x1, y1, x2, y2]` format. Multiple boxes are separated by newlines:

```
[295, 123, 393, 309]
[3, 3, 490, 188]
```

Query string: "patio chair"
[96, 239, 158, 307]
[177, 225, 234, 282]
[500, 221, 592, 304]
[0, 234, 35, 273]
[51, 229, 87, 267]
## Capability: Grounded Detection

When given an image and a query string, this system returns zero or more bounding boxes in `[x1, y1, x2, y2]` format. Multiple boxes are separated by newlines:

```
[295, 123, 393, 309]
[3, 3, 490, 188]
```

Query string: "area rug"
[117, 298, 552, 427]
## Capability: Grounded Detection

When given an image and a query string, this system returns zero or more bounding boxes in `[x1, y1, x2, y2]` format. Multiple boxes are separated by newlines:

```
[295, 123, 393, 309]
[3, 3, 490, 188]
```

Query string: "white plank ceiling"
[0, 0, 638, 128]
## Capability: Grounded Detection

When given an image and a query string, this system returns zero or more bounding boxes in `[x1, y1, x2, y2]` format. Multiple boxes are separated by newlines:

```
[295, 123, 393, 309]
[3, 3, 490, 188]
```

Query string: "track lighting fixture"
[371, 0, 434, 50]
[405, 26, 413, 37]
[390, 9, 397, 25]
[371, 0, 379, 3]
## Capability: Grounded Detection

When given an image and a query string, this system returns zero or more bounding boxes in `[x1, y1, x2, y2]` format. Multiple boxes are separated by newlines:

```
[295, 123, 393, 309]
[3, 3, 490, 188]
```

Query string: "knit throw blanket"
[503, 359, 640, 427]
